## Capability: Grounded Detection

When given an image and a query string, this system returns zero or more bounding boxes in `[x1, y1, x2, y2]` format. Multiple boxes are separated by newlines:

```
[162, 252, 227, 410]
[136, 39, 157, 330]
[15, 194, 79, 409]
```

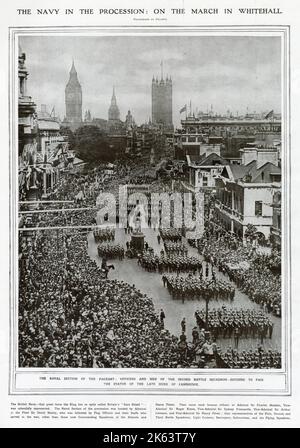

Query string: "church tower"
[125, 110, 134, 129]
[151, 63, 173, 130]
[108, 86, 120, 122]
[65, 60, 82, 128]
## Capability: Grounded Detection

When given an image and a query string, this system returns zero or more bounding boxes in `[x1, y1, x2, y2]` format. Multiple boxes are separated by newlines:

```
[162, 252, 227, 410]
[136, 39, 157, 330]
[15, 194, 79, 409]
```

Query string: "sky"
[20, 35, 281, 126]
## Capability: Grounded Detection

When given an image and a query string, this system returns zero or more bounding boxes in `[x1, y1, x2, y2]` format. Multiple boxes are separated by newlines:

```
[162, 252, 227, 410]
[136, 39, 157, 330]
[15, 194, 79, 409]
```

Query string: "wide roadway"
[87, 227, 282, 353]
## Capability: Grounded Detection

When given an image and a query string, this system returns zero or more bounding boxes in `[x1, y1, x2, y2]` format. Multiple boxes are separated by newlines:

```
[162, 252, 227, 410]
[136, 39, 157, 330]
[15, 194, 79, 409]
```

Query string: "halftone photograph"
[17, 32, 283, 371]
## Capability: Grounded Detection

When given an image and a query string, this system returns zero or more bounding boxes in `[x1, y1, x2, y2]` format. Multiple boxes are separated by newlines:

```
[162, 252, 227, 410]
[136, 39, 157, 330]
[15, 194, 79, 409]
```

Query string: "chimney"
[240, 147, 279, 168]
[256, 147, 278, 168]
[240, 148, 258, 166]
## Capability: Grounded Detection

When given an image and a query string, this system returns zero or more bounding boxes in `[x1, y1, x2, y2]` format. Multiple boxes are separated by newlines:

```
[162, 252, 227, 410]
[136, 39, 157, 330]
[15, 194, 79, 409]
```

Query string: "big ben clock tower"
[64, 60, 82, 130]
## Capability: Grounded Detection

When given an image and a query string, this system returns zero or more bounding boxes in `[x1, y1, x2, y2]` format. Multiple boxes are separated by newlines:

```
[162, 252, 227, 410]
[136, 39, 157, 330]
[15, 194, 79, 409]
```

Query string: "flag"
[180, 105, 187, 114]
[265, 110, 274, 119]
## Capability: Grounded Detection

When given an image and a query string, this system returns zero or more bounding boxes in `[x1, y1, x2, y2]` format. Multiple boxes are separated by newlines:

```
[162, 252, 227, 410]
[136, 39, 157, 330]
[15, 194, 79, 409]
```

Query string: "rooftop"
[222, 161, 281, 184]
[38, 118, 60, 131]
[187, 153, 227, 167]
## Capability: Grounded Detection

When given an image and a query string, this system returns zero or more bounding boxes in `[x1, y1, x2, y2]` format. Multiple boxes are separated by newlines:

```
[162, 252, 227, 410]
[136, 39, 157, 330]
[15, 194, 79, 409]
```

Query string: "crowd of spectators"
[18, 165, 282, 369]
[19, 229, 184, 368]
[20, 208, 97, 229]
[199, 222, 281, 316]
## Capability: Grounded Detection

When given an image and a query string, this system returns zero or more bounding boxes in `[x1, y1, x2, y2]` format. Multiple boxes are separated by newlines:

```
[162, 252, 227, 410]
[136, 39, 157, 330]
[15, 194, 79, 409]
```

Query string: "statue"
[129, 202, 147, 233]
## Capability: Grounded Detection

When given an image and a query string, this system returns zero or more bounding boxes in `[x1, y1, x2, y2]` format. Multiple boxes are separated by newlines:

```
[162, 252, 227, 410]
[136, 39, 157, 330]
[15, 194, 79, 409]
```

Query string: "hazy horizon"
[19, 34, 282, 127]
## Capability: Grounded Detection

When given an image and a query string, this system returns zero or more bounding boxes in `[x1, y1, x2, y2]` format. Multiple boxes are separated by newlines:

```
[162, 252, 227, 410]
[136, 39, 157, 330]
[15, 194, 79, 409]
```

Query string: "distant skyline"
[20, 35, 282, 127]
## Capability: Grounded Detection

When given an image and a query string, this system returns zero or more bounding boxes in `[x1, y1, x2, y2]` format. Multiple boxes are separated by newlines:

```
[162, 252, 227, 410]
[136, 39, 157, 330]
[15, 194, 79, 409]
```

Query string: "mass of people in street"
[199, 221, 281, 316]
[19, 229, 182, 368]
[18, 162, 282, 370]
[20, 208, 97, 229]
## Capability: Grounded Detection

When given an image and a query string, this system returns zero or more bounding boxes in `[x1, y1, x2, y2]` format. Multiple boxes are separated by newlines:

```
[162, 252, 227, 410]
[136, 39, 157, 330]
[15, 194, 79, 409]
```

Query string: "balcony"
[215, 201, 244, 222]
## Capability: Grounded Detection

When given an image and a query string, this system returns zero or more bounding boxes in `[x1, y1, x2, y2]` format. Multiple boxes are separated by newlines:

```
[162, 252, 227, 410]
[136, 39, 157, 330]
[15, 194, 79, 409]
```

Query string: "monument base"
[131, 233, 145, 251]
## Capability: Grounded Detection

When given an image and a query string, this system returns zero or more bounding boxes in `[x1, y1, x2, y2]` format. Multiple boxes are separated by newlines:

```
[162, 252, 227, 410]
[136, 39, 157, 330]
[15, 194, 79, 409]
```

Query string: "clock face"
[66, 92, 82, 103]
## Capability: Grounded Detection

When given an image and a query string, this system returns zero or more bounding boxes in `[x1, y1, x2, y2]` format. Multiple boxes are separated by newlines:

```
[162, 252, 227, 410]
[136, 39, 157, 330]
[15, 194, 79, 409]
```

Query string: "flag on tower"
[180, 105, 187, 114]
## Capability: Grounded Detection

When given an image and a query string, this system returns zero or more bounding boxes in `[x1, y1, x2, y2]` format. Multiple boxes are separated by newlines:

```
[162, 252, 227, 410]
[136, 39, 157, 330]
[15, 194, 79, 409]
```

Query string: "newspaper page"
[0, 0, 299, 428]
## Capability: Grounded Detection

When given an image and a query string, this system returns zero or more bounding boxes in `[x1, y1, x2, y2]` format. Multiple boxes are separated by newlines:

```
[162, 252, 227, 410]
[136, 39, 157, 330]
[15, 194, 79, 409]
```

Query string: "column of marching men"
[138, 221, 280, 366]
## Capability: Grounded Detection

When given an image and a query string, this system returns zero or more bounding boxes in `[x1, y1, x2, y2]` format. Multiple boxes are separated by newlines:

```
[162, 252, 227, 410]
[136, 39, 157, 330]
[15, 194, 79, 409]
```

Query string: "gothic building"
[125, 110, 134, 129]
[84, 109, 92, 122]
[107, 87, 124, 135]
[151, 72, 173, 130]
[63, 61, 82, 130]
[108, 87, 120, 123]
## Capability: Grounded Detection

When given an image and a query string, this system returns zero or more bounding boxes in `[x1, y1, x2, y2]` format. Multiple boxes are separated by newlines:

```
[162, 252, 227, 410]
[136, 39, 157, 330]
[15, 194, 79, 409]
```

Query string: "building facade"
[174, 114, 281, 159]
[18, 45, 37, 158]
[215, 153, 281, 240]
[125, 110, 134, 129]
[270, 191, 281, 248]
[18, 45, 39, 201]
[151, 75, 173, 130]
[36, 105, 76, 196]
[179, 116, 281, 137]
[186, 153, 227, 192]
[37, 117, 63, 154]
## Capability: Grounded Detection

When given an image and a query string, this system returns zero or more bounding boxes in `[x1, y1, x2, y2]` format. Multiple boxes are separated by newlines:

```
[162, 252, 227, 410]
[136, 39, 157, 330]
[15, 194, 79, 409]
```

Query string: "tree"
[73, 125, 116, 163]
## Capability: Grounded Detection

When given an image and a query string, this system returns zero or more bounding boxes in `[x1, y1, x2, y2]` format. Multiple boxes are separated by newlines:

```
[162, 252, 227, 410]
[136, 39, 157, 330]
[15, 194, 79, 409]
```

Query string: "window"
[271, 174, 281, 182]
[255, 201, 263, 216]
[203, 175, 208, 187]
